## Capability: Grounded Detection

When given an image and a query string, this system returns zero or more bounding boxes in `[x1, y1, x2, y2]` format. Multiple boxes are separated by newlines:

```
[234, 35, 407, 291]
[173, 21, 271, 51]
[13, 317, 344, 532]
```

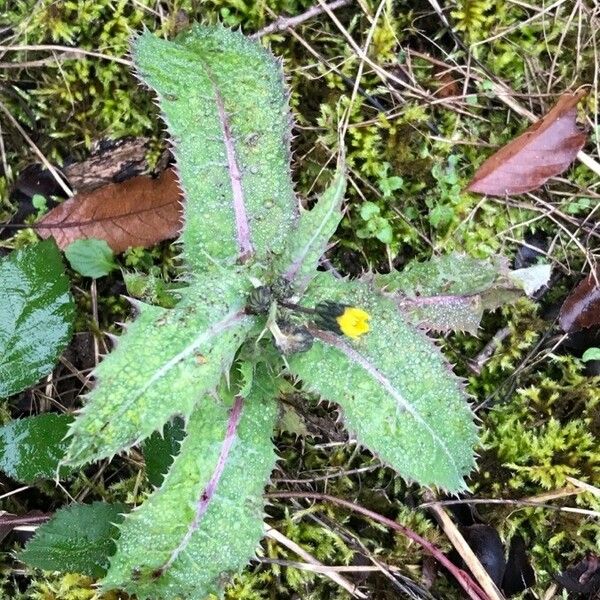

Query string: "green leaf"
[582, 347, 600, 362]
[288, 273, 477, 490]
[360, 201, 380, 220]
[31, 194, 47, 212]
[64, 238, 117, 278]
[380, 175, 403, 197]
[279, 169, 345, 291]
[429, 204, 454, 228]
[377, 253, 502, 297]
[278, 403, 309, 437]
[63, 273, 255, 466]
[374, 253, 510, 333]
[143, 418, 185, 487]
[20, 502, 127, 578]
[102, 366, 279, 599]
[0, 414, 72, 483]
[374, 219, 393, 244]
[133, 26, 297, 271]
[508, 264, 552, 296]
[0, 240, 74, 398]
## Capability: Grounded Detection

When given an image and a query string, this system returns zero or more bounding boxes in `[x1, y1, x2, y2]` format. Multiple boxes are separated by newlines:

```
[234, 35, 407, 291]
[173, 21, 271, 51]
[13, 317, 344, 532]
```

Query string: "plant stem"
[266, 491, 491, 600]
[279, 301, 318, 315]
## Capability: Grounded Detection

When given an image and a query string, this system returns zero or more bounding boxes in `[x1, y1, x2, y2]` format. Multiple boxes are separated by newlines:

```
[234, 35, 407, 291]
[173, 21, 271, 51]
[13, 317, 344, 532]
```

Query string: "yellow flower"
[336, 306, 371, 339]
[314, 301, 371, 339]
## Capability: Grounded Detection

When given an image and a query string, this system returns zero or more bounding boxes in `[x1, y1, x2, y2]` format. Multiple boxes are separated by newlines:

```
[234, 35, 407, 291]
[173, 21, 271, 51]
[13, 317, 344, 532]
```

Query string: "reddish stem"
[267, 491, 490, 600]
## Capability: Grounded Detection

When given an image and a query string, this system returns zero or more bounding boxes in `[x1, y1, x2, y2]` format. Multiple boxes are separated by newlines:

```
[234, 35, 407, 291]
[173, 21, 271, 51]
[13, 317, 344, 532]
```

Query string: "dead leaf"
[502, 535, 535, 596]
[556, 554, 600, 594]
[559, 269, 600, 333]
[432, 66, 460, 99]
[467, 90, 587, 196]
[37, 168, 183, 253]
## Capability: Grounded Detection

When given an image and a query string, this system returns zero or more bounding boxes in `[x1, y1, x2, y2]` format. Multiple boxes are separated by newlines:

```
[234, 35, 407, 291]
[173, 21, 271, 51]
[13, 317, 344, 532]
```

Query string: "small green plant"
[7, 25, 546, 600]
[356, 200, 394, 243]
[50, 25, 475, 599]
[64, 238, 117, 278]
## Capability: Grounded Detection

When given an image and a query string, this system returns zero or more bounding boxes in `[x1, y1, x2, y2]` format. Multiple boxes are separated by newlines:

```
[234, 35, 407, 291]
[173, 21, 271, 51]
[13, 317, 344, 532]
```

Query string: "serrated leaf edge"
[310, 328, 465, 484]
[154, 395, 245, 576]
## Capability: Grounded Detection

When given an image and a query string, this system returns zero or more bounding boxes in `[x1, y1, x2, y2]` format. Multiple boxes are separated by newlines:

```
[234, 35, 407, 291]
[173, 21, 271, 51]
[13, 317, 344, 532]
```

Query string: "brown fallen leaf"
[467, 90, 587, 196]
[559, 269, 600, 333]
[37, 168, 183, 253]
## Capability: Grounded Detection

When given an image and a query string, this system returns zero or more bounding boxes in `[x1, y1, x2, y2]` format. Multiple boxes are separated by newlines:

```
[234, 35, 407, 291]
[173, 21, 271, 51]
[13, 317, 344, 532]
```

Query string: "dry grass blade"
[251, 0, 354, 38]
[426, 501, 506, 600]
[265, 527, 367, 598]
[37, 168, 183, 252]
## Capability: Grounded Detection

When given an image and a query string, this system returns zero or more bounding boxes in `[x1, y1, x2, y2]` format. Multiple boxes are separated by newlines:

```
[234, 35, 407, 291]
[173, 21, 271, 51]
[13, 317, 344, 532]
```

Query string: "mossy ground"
[1, 1, 599, 598]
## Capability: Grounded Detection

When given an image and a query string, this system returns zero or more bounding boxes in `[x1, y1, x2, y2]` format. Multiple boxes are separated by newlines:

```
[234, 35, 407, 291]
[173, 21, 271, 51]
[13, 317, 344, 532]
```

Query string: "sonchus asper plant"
[58, 25, 477, 599]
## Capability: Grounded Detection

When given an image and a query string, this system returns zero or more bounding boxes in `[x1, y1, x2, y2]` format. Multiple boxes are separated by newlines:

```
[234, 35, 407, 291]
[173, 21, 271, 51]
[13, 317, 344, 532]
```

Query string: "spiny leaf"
[63, 274, 255, 467]
[0, 240, 74, 398]
[102, 367, 279, 599]
[397, 295, 484, 335]
[467, 91, 587, 196]
[20, 502, 127, 578]
[133, 26, 297, 270]
[279, 168, 346, 292]
[38, 168, 182, 253]
[375, 253, 502, 334]
[374, 254, 548, 334]
[288, 273, 477, 491]
[375, 253, 502, 297]
[0, 414, 72, 483]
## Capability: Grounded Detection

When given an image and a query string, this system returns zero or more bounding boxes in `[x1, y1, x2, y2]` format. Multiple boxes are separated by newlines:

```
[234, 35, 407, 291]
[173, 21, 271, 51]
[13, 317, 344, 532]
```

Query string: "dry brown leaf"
[467, 90, 587, 196]
[37, 168, 183, 252]
[559, 269, 600, 333]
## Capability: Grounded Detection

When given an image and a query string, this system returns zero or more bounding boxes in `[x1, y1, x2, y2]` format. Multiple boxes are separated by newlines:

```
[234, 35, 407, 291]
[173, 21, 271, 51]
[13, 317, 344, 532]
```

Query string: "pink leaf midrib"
[157, 395, 245, 575]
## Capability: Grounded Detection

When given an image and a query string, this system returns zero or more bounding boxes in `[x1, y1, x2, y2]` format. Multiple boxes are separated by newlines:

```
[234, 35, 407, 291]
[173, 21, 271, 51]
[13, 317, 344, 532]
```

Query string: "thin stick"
[565, 477, 600, 498]
[340, 0, 386, 140]
[426, 501, 506, 600]
[419, 498, 600, 518]
[252, 0, 354, 39]
[0, 44, 131, 66]
[267, 492, 490, 600]
[265, 527, 367, 599]
[0, 99, 72, 197]
[259, 558, 399, 573]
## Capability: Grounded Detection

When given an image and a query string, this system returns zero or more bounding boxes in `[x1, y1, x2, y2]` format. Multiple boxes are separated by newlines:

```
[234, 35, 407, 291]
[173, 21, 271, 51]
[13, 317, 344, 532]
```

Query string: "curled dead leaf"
[467, 90, 588, 196]
[559, 269, 600, 333]
[37, 168, 183, 253]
